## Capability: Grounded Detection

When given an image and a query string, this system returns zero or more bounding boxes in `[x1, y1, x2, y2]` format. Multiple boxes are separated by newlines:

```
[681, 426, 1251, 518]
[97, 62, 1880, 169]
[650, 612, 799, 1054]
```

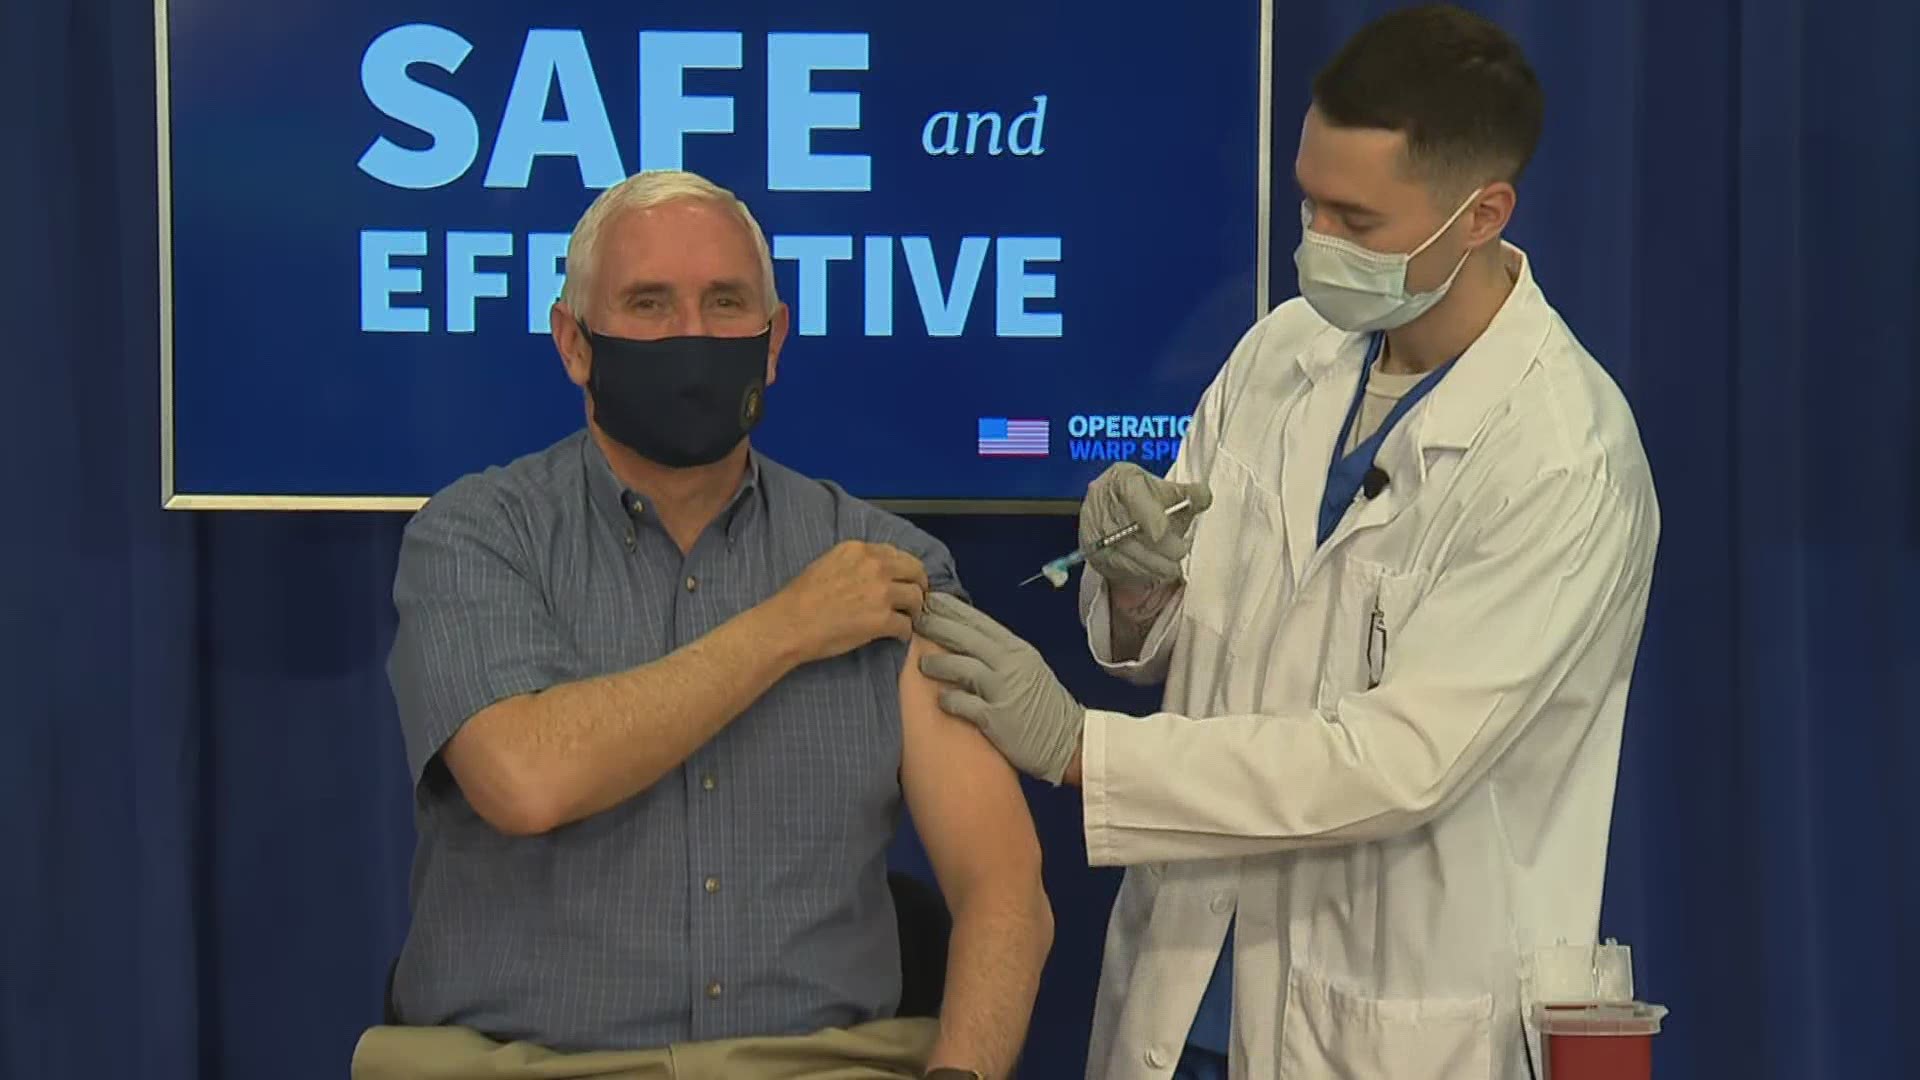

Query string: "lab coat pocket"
[1317, 561, 1424, 711]
[1183, 452, 1283, 646]
[1280, 965, 1494, 1080]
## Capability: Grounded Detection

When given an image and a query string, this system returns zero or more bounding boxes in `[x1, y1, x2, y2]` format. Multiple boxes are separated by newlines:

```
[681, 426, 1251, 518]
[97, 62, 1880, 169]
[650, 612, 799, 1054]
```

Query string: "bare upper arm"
[900, 636, 1045, 899]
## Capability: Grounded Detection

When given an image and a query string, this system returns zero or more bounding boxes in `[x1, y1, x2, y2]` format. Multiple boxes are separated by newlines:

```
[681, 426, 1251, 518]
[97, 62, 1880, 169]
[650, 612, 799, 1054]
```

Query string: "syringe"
[1019, 497, 1196, 588]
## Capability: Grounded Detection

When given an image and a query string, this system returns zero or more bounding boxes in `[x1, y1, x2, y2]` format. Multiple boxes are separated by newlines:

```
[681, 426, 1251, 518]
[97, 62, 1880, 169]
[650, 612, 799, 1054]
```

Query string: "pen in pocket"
[1366, 607, 1388, 689]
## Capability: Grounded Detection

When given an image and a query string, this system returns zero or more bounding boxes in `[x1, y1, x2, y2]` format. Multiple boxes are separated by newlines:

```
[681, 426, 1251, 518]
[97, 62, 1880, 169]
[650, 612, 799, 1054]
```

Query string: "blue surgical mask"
[1293, 189, 1482, 332]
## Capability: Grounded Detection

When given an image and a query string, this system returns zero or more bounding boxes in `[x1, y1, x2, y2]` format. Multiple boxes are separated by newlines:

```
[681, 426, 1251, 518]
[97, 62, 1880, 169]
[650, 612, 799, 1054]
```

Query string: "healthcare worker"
[914, 6, 1660, 1079]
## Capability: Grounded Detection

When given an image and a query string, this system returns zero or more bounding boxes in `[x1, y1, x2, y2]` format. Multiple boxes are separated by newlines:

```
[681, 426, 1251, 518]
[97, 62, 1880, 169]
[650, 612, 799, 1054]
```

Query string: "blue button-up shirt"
[387, 432, 963, 1052]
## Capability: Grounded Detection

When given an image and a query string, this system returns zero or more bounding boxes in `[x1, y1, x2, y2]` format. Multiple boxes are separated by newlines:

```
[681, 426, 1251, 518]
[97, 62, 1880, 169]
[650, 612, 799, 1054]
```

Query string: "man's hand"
[915, 593, 1085, 785]
[766, 541, 930, 664]
[1080, 462, 1212, 589]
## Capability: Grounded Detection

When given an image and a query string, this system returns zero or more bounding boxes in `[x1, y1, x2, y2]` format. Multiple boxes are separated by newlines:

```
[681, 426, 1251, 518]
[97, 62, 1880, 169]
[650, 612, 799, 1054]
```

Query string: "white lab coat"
[1078, 246, 1659, 1080]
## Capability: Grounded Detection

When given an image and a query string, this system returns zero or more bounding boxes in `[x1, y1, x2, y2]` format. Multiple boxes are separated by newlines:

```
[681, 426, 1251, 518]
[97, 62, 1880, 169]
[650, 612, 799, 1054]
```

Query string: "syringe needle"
[1020, 496, 1199, 588]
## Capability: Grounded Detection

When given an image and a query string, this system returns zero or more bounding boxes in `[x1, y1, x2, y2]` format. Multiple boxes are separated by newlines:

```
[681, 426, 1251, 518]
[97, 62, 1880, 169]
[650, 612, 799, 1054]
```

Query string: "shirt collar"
[583, 435, 765, 542]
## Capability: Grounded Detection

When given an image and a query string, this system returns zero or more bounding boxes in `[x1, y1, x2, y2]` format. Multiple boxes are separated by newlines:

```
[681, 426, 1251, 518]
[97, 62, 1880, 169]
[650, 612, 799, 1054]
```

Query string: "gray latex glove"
[915, 592, 1085, 784]
[1080, 462, 1213, 587]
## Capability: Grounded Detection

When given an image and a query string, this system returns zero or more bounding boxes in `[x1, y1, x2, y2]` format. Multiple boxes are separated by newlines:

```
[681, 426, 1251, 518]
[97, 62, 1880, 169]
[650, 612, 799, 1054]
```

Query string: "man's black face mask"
[581, 324, 770, 468]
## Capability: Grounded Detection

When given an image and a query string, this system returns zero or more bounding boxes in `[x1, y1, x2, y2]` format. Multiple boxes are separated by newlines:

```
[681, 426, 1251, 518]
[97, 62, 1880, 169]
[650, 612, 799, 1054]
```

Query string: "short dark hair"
[1312, 4, 1544, 187]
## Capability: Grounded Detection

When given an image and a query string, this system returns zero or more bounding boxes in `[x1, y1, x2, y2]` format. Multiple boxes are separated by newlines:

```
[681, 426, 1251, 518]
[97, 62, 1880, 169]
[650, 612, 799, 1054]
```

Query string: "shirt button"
[704, 876, 720, 894]
[1144, 1046, 1169, 1069]
[701, 774, 717, 792]
[1210, 893, 1232, 915]
[685, 575, 698, 592]
[706, 980, 724, 999]
[623, 531, 635, 550]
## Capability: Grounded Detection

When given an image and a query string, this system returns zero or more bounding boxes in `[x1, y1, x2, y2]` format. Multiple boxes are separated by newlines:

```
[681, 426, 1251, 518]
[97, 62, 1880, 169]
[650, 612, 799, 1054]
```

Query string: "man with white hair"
[360, 171, 1051, 1080]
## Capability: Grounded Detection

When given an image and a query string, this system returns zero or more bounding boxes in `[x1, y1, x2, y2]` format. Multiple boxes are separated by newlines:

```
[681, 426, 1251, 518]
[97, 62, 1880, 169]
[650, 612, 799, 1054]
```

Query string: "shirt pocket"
[1182, 452, 1286, 646]
[1316, 559, 1425, 711]
[1280, 964, 1494, 1080]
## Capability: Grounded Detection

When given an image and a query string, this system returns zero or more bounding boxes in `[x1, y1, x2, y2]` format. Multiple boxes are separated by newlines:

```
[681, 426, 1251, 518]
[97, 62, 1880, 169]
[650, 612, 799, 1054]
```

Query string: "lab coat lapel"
[1417, 244, 1553, 450]
[1277, 335, 1356, 585]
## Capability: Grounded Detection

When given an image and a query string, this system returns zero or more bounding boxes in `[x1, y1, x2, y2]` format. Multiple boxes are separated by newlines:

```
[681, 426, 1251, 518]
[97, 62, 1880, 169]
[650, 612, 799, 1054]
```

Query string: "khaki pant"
[351, 1017, 940, 1080]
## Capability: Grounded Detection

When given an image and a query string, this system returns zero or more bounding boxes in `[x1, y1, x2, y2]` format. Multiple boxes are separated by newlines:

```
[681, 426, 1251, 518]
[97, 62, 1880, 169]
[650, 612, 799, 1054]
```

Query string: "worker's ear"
[1462, 182, 1516, 248]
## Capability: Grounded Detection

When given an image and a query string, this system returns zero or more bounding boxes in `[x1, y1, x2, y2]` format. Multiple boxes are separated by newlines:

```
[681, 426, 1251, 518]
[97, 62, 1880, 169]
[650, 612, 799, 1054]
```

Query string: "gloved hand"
[914, 592, 1085, 784]
[1080, 463, 1212, 587]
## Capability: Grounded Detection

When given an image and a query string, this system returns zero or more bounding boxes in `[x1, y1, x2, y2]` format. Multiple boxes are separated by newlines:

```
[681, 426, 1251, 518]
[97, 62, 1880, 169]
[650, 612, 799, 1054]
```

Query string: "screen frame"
[155, 0, 1276, 513]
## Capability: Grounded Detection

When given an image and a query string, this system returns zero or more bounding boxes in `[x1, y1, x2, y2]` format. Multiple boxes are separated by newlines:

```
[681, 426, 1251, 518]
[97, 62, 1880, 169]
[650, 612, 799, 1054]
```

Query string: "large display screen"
[160, 1, 1268, 507]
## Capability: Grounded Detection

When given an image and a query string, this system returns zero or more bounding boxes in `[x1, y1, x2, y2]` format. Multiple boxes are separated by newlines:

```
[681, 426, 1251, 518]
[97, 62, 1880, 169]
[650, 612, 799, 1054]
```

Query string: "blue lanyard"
[1316, 334, 1456, 546]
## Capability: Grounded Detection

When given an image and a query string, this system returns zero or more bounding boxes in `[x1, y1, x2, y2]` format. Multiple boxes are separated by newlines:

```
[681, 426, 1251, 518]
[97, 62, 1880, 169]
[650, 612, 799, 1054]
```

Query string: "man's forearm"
[926, 878, 1053, 1079]
[464, 602, 801, 831]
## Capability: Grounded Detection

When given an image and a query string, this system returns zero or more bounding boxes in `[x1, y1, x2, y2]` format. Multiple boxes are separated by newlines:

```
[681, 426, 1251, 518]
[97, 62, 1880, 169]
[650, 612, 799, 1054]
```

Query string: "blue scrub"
[1175, 1044, 1230, 1080]
[1186, 922, 1235, 1054]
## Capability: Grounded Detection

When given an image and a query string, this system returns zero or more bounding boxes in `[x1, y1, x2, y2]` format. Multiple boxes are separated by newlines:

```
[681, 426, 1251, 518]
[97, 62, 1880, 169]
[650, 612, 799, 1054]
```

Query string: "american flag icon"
[977, 417, 1051, 457]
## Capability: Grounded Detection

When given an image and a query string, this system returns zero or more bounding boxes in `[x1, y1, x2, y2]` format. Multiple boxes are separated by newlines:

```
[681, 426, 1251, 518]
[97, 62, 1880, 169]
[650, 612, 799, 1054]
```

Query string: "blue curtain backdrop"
[4, 1, 1915, 1077]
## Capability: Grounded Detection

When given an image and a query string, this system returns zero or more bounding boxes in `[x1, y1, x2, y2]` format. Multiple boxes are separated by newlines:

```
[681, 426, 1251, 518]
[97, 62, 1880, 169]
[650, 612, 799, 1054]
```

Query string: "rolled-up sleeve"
[853, 500, 969, 603]
[918, 541, 966, 602]
[1080, 574, 1185, 684]
[388, 484, 570, 782]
